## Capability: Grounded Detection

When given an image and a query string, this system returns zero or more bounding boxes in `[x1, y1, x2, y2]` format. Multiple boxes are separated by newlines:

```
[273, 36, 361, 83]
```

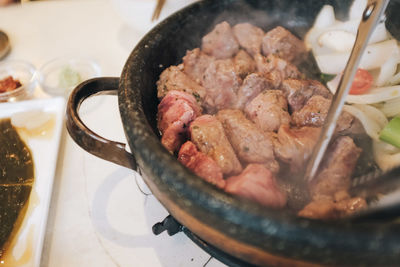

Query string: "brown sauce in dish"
[0, 118, 34, 261]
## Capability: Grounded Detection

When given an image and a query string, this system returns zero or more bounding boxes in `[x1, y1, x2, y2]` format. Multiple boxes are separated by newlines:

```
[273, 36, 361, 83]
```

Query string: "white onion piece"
[316, 39, 399, 74]
[352, 104, 388, 128]
[305, 20, 360, 53]
[345, 85, 400, 104]
[379, 97, 400, 117]
[377, 56, 400, 87]
[343, 105, 382, 140]
[369, 22, 389, 44]
[318, 30, 355, 52]
[313, 5, 336, 28]
[327, 73, 341, 94]
[349, 0, 367, 20]
[388, 70, 400, 86]
[373, 140, 400, 172]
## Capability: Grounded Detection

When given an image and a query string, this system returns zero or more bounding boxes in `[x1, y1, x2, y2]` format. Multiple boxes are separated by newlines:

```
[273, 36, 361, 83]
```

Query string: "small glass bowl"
[38, 58, 101, 97]
[0, 60, 37, 102]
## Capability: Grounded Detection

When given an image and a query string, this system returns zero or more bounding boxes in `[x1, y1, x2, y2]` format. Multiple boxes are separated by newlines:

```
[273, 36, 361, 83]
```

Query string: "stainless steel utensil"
[304, 0, 391, 182]
[152, 0, 166, 21]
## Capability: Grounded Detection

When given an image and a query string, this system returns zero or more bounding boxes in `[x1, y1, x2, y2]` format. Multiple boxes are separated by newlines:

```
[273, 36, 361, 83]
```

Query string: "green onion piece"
[319, 73, 336, 84]
[379, 117, 400, 148]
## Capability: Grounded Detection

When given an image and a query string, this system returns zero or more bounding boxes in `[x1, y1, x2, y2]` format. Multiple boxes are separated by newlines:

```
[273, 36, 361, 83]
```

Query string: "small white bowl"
[0, 60, 37, 102]
[38, 58, 101, 97]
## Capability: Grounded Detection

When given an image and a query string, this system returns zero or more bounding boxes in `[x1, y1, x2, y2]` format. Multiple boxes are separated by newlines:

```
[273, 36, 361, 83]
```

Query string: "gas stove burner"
[152, 215, 260, 267]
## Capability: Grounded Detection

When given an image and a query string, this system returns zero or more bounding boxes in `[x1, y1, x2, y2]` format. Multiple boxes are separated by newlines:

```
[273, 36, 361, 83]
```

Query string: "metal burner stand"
[152, 215, 260, 267]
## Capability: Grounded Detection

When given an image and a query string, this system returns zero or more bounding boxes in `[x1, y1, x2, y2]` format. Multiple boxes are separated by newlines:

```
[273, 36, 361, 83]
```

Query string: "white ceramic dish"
[0, 97, 65, 267]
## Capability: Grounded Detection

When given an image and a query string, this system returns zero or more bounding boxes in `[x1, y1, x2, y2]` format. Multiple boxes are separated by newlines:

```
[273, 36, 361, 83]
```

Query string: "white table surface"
[0, 1, 227, 266]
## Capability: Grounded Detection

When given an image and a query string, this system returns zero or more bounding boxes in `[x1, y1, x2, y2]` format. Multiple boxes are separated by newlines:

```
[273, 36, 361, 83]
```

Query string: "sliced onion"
[377, 56, 400, 87]
[313, 5, 336, 29]
[388, 72, 400, 86]
[316, 39, 399, 74]
[349, 0, 367, 20]
[373, 140, 400, 172]
[318, 30, 355, 52]
[369, 22, 389, 44]
[352, 104, 388, 128]
[345, 85, 400, 104]
[343, 105, 382, 140]
[379, 97, 400, 117]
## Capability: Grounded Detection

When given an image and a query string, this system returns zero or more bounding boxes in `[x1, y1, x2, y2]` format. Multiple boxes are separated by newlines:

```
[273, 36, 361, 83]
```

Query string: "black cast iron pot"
[66, 0, 400, 266]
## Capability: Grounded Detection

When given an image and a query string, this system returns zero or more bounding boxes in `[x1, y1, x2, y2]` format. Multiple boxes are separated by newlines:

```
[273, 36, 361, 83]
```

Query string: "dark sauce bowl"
[66, 0, 400, 266]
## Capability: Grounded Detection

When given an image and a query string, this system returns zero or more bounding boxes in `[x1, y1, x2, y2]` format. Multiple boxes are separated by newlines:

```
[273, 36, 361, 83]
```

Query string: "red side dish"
[0, 76, 22, 93]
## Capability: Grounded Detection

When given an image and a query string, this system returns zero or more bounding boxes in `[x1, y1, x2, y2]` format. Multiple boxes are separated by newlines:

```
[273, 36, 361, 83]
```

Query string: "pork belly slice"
[178, 141, 225, 189]
[244, 90, 290, 132]
[254, 54, 301, 89]
[234, 50, 256, 79]
[216, 109, 279, 174]
[261, 26, 306, 64]
[273, 125, 321, 173]
[235, 73, 274, 110]
[225, 164, 287, 208]
[298, 191, 367, 220]
[233, 23, 265, 56]
[291, 95, 354, 132]
[281, 78, 332, 112]
[202, 59, 242, 113]
[158, 90, 202, 152]
[202, 21, 239, 59]
[157, 65, 206, 103]
[190, 115, 243, 176]
[310, 136, 362, 200]
[182, 48, 214, 85]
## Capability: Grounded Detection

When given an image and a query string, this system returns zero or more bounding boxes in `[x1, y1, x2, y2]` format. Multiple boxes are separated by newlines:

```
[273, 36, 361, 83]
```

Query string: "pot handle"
[66, 77, 137, 170]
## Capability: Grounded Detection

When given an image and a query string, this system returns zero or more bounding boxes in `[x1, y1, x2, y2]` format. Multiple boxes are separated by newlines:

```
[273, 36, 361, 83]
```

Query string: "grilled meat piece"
[310, 136, 362, 199]
[190, 115, 243, 176]
[202, 59, 242, 113]
[261, 26, 306, 64]
[281, 78, 332, 112]
[291, 95, 354, 132]
[202, 21, 239, 59]
[225, 164, 287, 208]
[234, 50, 256, 79]
[157, 65, 206, 104]
[178, 141, 225, 189]
[233, 23, 265, 56]
[298, 191, 367, 219]
[182, 48, 214, 85]
[235, 73, 275, 110]
[254, 54, 301, 89]
[245, 90, 290, 132]
[216, 109, 279, 174]
[273, 125, 321, 173]
[158, 90, 202, 152]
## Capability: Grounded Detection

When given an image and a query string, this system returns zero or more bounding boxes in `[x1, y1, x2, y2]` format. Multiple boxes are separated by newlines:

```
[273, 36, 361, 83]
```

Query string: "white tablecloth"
[0, 1, 226, 266]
